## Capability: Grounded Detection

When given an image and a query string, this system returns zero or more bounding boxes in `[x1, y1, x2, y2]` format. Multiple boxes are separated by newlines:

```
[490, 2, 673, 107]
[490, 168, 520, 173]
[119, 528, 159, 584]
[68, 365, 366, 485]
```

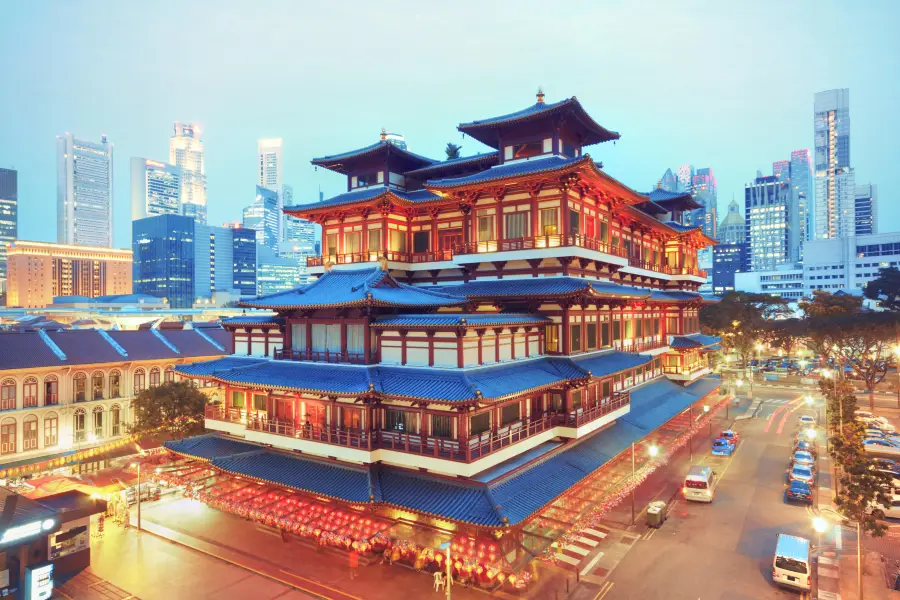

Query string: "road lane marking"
[594, 581, 615, 600]
[765, 396, 802, 432]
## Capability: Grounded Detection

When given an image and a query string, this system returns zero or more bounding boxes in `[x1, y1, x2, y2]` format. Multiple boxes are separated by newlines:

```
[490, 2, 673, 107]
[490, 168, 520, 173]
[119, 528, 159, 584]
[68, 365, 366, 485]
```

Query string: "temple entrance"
[303, 402, 328, 430]
[440, 230, 463, 251]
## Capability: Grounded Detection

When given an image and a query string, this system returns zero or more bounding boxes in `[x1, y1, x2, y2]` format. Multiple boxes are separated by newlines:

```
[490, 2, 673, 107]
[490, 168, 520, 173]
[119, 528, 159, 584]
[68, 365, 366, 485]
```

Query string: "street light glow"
[648, 445, 659, 457]
[703, 405, 710, 413]
[805, 396, 813, 406]
[806, 428, 817, 439]
[812, 516, 828, 533]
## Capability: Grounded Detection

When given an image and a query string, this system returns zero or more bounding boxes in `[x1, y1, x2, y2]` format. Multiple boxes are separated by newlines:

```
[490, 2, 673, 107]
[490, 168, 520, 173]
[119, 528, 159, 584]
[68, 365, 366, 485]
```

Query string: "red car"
[719, 429, 740, 445]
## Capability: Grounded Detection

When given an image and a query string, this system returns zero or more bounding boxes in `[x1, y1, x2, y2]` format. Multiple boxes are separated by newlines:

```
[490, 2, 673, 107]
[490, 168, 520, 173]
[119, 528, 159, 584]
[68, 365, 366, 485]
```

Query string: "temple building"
[162, 93, 722, 589]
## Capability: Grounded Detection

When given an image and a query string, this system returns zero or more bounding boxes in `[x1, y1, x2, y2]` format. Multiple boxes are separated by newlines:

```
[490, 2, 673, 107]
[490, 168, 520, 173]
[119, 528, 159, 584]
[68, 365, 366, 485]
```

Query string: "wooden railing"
[662, 364, 709, 376]
[627, 257, 663, 271]
[207, 399, 633, 463]
[452, 234, 627, 258]
[616, 338, 665, 353]
[306, 250, 411, 267]
[411, 250, 454, 263]
[565, 391, 631, 427]
[273, 349, 372, 364]
[664, 266, 707, 278]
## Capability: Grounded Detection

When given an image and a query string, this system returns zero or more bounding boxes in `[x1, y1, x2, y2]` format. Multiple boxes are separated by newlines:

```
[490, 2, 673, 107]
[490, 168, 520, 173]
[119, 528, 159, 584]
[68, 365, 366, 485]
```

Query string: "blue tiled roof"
[457, 97, 620, 148]
[214, 450, 372, 503]
[645, 189, 693, 203]
[635, 200, 669, 215]
[465, 358, 587, 400]
[371, 313, 550, 328]
[164, 434, 262, 461]
[240, 268, 465, 310]
[670, 333, 721, 349]
[221, 316, 283, 327]
[374, 368, 476, 401]
[311, 140, 436, 173]
[0, 329, 226, 371]
[176, 356, 269, 378]
[434, 277, 650, 300]
[663, 220, 702, 233]
[215, 360, 374, 396]
[404, 152, 499, 178]
[288, 186, 443, 212]
[573, 350, 652, 378]
[174, 377, 721, 526]
[649, 290, 701, 302]
[427, 155, 587, 189]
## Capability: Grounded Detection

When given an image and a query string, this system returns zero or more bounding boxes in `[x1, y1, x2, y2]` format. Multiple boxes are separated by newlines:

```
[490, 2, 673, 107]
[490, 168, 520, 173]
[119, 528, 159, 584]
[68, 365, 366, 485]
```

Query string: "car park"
[788, 464, 816, 485]
[712, 437, 736, 456]
[863, 438, 900, 457]
[785, 480, 813, 504]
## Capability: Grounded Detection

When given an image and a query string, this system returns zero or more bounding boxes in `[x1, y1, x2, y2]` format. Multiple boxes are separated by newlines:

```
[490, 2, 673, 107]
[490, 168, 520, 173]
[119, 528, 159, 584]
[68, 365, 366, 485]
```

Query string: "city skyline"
[2, 1, 898, 249]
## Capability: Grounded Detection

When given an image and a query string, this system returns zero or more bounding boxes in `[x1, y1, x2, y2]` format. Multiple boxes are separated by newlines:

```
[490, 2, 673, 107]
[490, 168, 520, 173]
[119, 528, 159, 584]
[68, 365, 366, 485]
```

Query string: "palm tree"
[445, 143, 462, 160]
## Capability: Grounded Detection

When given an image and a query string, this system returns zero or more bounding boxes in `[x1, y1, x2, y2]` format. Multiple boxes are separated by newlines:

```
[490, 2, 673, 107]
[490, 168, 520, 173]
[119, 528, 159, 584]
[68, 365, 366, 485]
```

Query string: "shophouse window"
[23, 378, 37, 408]
[44, 413, 58, 447]
[44, 376, 58, 405]
[74, 373, 87, 402]
[109, 371, 121, 398]
[1, 379, 16, 411]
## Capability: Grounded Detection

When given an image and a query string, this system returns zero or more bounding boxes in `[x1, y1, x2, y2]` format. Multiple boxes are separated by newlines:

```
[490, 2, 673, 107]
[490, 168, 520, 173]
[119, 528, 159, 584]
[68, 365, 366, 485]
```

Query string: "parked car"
[789, 464, 816, 485]
[794, 439, 818, 457]
[785, 480, 814, 504]
[712, 437, 736, 456]
[791, 451, 816, 469]
[868, 494, 900, 520]
[798, 415, 817, 428]
[719, 429, 741, 445]
[863, 438, 900, 457]
[871, 457, 900, 473]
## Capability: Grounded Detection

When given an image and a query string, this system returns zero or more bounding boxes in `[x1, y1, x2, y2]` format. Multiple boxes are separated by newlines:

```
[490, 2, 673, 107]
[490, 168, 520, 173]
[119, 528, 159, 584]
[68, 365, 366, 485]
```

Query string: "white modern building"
[256, 246, 305, 296]
[170, 122, 207, 224]
[734, 267, 805, 301]
[242, 186, 279, 254]
[257, 138, 283, 239]
[804, 233, 900, 295]
[56, 133, 114, 247]
[745, 174, 799, 271]
[130, 158, 182, 220]
[814, 89, 855, 240]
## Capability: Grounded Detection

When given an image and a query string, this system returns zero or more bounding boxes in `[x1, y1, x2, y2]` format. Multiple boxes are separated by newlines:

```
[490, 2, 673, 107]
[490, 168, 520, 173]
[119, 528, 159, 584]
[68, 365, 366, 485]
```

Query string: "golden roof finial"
[536, 86, 545, 103]
[657, 180, 663, 189]
[378, 256, 389, 271]
[380, 127, 387, 141]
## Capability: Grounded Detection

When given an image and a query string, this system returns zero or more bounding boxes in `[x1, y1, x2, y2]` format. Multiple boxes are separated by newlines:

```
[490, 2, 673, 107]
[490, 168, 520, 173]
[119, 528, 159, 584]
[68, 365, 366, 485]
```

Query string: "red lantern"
[508, 574, 517, 585]
[497, 573, 506, 583]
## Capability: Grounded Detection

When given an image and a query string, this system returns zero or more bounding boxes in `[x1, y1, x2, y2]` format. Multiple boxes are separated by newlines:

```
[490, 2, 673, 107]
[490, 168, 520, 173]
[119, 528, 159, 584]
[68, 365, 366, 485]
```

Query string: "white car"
[868, 494, 900, 520]
[863, 438, 900, 457]
[798, 415, 817, 428]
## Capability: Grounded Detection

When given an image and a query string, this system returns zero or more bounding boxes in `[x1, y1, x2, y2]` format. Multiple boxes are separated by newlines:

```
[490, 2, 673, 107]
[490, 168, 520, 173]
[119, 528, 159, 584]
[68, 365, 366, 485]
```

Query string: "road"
[599, 389, 822, 600]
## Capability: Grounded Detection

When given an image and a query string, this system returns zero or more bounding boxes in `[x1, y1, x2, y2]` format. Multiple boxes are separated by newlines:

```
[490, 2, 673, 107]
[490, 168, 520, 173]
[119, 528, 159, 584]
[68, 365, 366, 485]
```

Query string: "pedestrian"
[348, 548, 359, 580]
[382, 547, 392, 566]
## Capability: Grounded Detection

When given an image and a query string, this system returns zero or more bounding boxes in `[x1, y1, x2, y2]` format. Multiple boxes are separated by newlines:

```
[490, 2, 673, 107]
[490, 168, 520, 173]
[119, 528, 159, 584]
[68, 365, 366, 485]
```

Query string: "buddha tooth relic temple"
[153, 92, 723, 591]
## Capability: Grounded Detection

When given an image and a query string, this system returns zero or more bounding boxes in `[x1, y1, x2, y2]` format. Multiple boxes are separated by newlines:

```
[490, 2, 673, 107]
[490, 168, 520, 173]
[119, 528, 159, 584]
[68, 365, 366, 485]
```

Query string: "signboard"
[49, 523, 88, 560]
[0, 519, 54, 547]
[23, 563, 53, 600]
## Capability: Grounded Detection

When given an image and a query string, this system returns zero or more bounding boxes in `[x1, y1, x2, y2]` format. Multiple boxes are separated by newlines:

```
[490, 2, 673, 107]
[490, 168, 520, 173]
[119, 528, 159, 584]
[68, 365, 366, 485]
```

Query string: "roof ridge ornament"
[536, 86, 545, 104]
[380, 127, 387, 141]
[323, 261, 334, 273]
[378, 256, 389, 272]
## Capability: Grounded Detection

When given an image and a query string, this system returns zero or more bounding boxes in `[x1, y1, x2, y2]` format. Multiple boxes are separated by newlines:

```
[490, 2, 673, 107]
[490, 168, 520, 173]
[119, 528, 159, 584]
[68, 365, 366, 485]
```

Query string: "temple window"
[601, 322, 611, 347]
[389, 229, 407, 253]
[344, 231, 362, 254]
[560, 139, 579, 158]
[476, 212, 495, 242]
[612, 320, 622, 342]
[568, 209, 580, 235]
[291, 324, 306, 350]
[600, 220, 609, 243]
[342, 407, 362, 430]
[231, 391, 245, 408]
[500, 403, 520, 426]
[252, 394, 266, 411]
[386, 409, 416, 433]
[549, 393, 563, 412]
[351, 172, 381, 188]
[570, 324, 582, 352]
[347, 324, 365, 355]
[624, 319, 633, 339]
[666, 316, 680, 334]
[540, 208, 558, 235]
[311, 324, 341, 354]
[587, 323, 597, 350]
[367, 229, 382, 251]
[545, 324, 559, 352]
[601, 380, 611, 399]
[504, 211, 528, 239]
[504, 139, 550, 161]
[571, 390, 583, 410]
[388, 172, 406, 188]
[470, 412, 490, 436]
[413, 231, 430, 253]
[431, 414, 452, 438]
[326, 233, 338, 256]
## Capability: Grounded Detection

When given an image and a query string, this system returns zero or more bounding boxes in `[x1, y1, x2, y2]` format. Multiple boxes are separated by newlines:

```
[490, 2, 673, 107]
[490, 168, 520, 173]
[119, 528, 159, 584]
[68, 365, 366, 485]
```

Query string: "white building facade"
[130, 158, 182, 220]
[814, 89, 854, 240]
[170, 122, 207, 225]
[56, 133, 114, 247]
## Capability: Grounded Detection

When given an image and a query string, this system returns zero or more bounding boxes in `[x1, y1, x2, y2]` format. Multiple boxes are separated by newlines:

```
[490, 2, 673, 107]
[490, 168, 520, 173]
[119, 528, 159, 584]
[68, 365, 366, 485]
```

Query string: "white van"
[683, 465, 717, 502]
[773, 534, 811, 591]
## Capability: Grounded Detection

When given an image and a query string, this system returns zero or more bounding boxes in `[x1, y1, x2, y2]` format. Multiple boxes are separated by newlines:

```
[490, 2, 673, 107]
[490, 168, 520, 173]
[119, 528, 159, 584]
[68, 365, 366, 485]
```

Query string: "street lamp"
[438, 541, 452, 599]
[813, 509, 863, 600]
[130, 462, 141, 531]
[648, 445, 659, 458]
[704, 405, 711, 436]
[632, 442, 660, 525]
[806, 428, 817, 440]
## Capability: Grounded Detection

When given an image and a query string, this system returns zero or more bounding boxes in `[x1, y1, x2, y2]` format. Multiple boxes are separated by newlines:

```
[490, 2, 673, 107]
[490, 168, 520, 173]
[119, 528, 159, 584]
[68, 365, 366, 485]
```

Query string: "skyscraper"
[242, 186, 279, 254]
[692, 167, 717, 241]
[57, 133, 114, 247]
[130, 158, 182, 220]
[814, 89, 854, 239]
[855, 184, 878, 235]
[790, 149, 813, 250]
[170, 122, 207, 224]
[258, 138, 284, 239]
[231, 225, 257, 296]
[745, 175, 799, 271]
[0, 168, 17, 293]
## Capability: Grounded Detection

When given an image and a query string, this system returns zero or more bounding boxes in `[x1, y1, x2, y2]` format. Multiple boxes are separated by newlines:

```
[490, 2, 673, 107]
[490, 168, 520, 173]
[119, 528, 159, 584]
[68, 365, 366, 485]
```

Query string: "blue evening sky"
[1, 0, 898, 249]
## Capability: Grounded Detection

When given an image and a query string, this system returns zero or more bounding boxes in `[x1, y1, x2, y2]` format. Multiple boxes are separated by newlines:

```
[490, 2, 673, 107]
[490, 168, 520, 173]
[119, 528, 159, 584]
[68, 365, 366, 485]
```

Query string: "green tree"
[799, 290, 862, 363]
[700, 291, 790, 368]
[763, 317, 806, 358]
[129, 381, 207, 440]
[864, 266, 900, 312]
[820, 380, 892, 535]
[445, 143, 462, 160]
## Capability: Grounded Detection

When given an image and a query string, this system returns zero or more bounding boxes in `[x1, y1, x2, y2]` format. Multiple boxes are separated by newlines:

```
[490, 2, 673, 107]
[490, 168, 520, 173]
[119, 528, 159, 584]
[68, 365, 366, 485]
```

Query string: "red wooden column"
[427, 332, 436, 366]
[459, 407, 471, 461]
[538, 328, 544, 355]
[282, 319, 292, 354]
[510, 328, 516, 360]
[523, 328, 530, 358]
[305, 320, 312, 360]
[400, 331, 408, 365]
[456, 331, 465, 368]
[493, 328, 502, 363]
[363, 323, 372, 364]
[381, 218, 388, 255]
[477, 330, 484, 365]
[530, 194, 539, 236]
[340, 319, 348, 361]
[561, 305, 570, 354]
[561, 192, 569, 237]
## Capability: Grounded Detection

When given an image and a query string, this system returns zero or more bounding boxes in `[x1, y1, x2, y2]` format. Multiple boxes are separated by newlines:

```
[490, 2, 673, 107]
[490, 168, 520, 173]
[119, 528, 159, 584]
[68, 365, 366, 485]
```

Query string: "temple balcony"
[203, 391, 631, 478]
[273, 348, 376, 365]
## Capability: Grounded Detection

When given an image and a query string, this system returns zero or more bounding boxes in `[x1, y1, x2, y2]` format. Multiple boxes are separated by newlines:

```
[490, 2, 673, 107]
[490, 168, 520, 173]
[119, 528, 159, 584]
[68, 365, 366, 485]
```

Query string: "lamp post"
[439, 541, 451, 599]
[894, 346, 900, 408]
[631, 443, 660, 525]
[814, 510, 862, 600]
[688, 405, 693, 461]
[131, 461, 141, 531]
[704, 405, 711, 436]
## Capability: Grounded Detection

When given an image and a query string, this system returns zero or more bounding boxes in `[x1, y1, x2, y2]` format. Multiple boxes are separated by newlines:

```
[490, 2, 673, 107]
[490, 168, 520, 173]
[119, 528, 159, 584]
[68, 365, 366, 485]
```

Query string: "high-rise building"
[855, 184, 878, 236]
[712, 243, 747, 294]
[231, 225, 257, 297]
[56, 133, 114, 247]
[258, 138, 284, 239]
[132, 214, 196, 308]
[745, 175, 799, 271]
[242, 186, 279, 254]
[256, 245, 305, 296]
[7, 241, 132, 308]
[814, 89, 854, 239]
[717, 197, 745, 245]
[170, 122, 207, 224]
[790, 149, 813, 251]
[130, 158, 182, 220]
[0, 168, 17, 293]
